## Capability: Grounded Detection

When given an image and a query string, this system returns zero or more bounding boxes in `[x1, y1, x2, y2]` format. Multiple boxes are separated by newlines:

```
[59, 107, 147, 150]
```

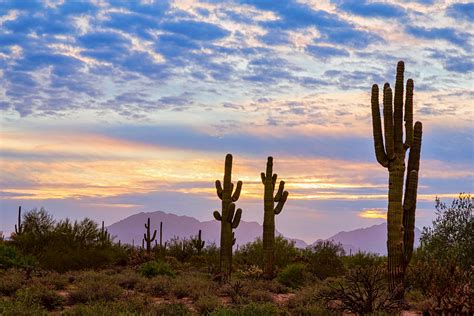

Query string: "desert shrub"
[211, 302, 283, 316]
[33, 271, 69, 290]
[0, 269, 24, 296]
[288, 284, 324, 311]
[343, 251, 384, 269]
[0, 299, 47, 316]
[69, 273, 122, 303]
[247, 289, 273, 303]
[318, 266, 402, 314]
[138, 260, 175, 278]
[277, 263, 307, 288]
[237, 264, 263, 279]
[224, 280, 248, 304]
[155, 303, 193, 316]
[195, 294, 220, 314]
[13, 209, 127, 271]
[64, 294, 155, 316]
[172, 274, 217, 300]
[136, 275, 173, 296]
[111, 269, 141, 289]
[15, 283, 64, 311]
[406, 257, 473, 314]
[0, 244, 37, 270]
[201, 242, 220, 274]
[167, 237, 196, 262]
[234, 236, 299, 271]
[303, 241, 345, 280]
[420, 194, 473, 270]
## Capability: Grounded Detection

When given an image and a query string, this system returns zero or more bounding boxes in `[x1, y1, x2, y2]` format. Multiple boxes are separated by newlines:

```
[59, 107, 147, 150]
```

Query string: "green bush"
[304, 241, 345, 279]
[195, 294, 220, 314]
[155, 303, 193, 316]
[69, 273, 123, 303]
[136, 275, 173, 296]
[63, 294, 155, 316]
[171, 274, 216, 300]
[0, 299, 47, 316]
[33, 271, 69, 290]
[138, 260, 176, 278]
[166, 237, 196, 262]
[0, 244, 37, 270]
[343, 251, 384, 269]
[15, 283, 64, 311]
[0, 269, 24, 296]
[211, 303, 283, 316]
[12, 209, 127, 271]
[112, 269, 141, 289]
[234, 236, 300, 271]
[277, 263, 307, 288]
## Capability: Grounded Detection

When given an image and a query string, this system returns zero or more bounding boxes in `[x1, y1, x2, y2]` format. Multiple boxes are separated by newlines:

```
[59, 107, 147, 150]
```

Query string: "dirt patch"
[272, 293, 295, 306]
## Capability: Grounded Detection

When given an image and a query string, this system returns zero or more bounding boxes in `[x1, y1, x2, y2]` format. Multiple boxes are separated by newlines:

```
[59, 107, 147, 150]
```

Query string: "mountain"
[107, 210, 305, 248]
[319, 222, 422, 255]
[107, 211, 421, 254]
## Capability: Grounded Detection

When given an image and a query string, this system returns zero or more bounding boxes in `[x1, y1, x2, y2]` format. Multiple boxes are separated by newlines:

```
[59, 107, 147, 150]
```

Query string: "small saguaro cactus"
[15, 206, 24, 235]
[213, 153, 243, 279]
[98, 221, 111, 244]
[370, 61, 422, 299]
[143, 217, 157, 253]
[191, 230, 205, 254]
[261, 156, 289, 279]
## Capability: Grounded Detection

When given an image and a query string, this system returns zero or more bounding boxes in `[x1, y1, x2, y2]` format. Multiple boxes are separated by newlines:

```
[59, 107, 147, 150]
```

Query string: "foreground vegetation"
[0, 194, 472, 315]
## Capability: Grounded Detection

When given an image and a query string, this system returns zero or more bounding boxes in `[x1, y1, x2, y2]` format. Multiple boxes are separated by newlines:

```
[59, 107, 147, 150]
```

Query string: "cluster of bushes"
[0, 194, 471, 314]
[7, 208, 127, 271]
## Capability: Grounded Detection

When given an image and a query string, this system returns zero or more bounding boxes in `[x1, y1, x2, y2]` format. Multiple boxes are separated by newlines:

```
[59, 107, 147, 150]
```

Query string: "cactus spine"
[261, 157, 289, 279]
[370, 61, 422, 299]
[15, 206, 23, 235]
[192, 230, 205, 254]
[213, 153, 243, 279]
[143, 217, 157, 253]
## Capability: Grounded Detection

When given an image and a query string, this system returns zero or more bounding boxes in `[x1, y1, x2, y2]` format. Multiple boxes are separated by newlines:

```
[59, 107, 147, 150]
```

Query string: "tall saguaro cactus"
[370, 61, 422, 298]
[15, 206, 24, 235]
[261, 157, 289, 279]
[143, 217, 157, 253]
[213, 153, 243, 279]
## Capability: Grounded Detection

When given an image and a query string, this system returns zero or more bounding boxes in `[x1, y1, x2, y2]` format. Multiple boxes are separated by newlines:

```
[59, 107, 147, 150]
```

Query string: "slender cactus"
[191, 230, 205, 254]
[143, 217, 157, 253]
[213, 153, 243, 279]
[261, 157, 289, 279]
[98, 221, 111, 244]
[370, 61, 422, 299]
[15, 206, 24, 235]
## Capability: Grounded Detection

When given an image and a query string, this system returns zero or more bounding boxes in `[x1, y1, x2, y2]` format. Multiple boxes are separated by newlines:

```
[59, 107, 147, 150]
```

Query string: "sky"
[0, 0, 473, 242]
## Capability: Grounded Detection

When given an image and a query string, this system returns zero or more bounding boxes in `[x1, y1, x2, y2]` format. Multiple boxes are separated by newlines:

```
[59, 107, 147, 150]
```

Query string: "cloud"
[306, 45, 349, 60]
[240, 0, 382, 49]
[358, 208, 386, 219]
[406, 26, 471, 50]
[447, 2, 474, 22]
[336, 0, 406, 19]
[161, 20, 230, 41]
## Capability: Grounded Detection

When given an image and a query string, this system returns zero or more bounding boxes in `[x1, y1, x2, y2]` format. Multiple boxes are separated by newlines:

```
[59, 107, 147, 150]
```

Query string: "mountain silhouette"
[107, 211, 421, 254]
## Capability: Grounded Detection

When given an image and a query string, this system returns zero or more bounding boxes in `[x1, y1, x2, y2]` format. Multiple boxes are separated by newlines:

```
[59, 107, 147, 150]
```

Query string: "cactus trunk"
[143, 217, 157, 254]
[213, 154, 243, 279]
[262, 157, 289, 279]
[370, 61, 422, 299]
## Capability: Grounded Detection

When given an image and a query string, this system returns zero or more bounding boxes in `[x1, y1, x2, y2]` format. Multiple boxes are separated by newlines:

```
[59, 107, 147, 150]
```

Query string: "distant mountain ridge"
[107, 211, 421, 255]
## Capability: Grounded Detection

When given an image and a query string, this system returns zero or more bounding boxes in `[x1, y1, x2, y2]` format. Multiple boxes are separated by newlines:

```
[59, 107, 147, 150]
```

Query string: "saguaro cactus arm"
[371, 85, 389, 167]
[274, 190, 289, 215]
[213, 211, 222, 221]
[232, 181, 242, 202]
[383, 84, 395, 159]
[404, 79, 414, 147]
